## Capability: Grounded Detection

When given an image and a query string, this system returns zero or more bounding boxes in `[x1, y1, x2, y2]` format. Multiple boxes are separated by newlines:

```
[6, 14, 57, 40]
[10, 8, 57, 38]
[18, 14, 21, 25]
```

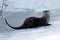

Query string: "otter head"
[43, 10, 50, 17]
[43, 10, 50, 24]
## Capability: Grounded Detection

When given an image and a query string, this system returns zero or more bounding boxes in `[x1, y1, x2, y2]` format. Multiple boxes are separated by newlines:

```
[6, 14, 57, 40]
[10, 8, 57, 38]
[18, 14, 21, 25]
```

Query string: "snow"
[0, 0, 60, 12]
[36, 34, 60, 40]
[0, 9, 60, 40]
[0, 0, 60, 40]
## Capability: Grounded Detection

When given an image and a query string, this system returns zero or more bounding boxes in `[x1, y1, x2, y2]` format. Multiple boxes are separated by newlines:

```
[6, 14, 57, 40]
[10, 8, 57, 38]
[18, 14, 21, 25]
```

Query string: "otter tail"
[5, 19, 25, 30]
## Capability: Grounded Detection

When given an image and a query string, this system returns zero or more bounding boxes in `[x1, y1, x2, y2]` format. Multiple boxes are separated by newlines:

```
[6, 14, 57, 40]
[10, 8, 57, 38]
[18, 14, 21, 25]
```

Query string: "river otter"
[5, 10, 51, 30]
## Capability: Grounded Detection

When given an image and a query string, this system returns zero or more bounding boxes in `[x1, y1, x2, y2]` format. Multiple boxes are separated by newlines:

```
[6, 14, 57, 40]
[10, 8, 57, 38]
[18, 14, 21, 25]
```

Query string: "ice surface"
[0, 9, 60, 40]
[0, 0, 60, 40]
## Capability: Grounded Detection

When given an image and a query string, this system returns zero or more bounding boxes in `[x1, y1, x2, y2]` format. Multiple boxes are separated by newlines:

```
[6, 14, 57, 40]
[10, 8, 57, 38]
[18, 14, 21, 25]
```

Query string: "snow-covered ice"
[0, 9, 60, 40]
[0, 0, 60, 40]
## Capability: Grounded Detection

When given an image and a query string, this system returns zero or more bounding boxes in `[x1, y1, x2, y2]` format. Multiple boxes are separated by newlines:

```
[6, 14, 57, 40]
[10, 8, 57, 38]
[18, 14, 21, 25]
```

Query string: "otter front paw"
[47, 24, 51, 26]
